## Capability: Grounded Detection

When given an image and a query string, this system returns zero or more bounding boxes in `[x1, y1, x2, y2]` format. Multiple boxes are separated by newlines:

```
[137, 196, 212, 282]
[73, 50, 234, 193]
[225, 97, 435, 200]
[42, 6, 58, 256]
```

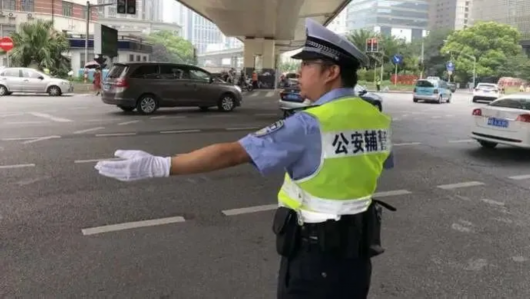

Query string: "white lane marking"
[0, 163, 35, 169]
[86, 118, 122, 122]
[22, 136, 61, 144]
[29, 112, 72, 122]
[81, 216, 186, 235]
[74, 127, 105, 134]
[68, 107, 88, 110]
[265, 91, 275, 97]
[74, 158, 122, 164]
[118, 120, 140, 126]
[96, 133, 137, 137]
[394, 142, 421, 146]
[226, 127, 260, 131]
[4, 121, 47, 125]
[508, 174, 530, 180]
[222, 204, 277, 216]
[150, 115, 187, 119]
[431, 116, 442, 119]
[437, 181, 485, 189]
[445, 114, 454, 117]
[373, 189, 412, 197]
[481, 198, 505, 206]
[160, 129, 201, 134]
[0, 112, 24, 117]
[248, 92, 258, 97]
[448, 139, 473, 143]
[1, 137, 39, 141]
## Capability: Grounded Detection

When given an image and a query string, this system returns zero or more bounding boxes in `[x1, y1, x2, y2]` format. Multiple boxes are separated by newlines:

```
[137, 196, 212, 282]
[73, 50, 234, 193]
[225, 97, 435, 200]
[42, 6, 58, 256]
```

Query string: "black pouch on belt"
[363, 199, 397, 258]
[272, 207, 300, 257]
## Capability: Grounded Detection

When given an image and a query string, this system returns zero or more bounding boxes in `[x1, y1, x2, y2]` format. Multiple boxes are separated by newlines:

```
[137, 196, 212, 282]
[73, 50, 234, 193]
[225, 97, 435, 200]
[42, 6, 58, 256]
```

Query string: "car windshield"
[477, 84, 496, 89]
[107, 65, 128, 79]
[416, 80, 435, 87]
[489, 97, 530, 110]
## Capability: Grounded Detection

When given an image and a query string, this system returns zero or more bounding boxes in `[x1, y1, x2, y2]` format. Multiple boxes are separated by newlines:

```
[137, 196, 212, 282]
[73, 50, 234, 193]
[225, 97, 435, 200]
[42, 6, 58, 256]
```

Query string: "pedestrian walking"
[94, 18, 395, 299]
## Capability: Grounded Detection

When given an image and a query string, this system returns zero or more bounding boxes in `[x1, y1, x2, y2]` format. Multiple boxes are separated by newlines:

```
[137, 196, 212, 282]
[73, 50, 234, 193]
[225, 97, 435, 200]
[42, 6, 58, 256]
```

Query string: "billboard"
[94, 24, 118, 57]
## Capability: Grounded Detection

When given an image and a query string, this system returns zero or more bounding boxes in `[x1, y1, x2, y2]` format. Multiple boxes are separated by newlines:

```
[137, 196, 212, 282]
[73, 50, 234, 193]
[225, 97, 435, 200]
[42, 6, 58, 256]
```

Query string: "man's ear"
[323, 64, 340, 84]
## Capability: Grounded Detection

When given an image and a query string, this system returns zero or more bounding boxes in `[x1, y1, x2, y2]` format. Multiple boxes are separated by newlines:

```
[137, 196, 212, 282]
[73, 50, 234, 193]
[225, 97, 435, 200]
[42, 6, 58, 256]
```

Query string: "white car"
[470, 94, 530, 148]
[472, 83, 500, 103]
[0, 67, 73, 96]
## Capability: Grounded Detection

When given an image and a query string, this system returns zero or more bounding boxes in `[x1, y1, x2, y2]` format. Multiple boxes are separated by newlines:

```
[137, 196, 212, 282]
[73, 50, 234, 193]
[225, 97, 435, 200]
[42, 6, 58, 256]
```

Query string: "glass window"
[490, 98, 530, 110]
[107, 64, 128, 79]
[189, 68, 211, 82]
[415, 80, 435, 87]
[2, 0, 16, 10]
[62, 1, 74, 16]
[130, 65, 159, 79]
[159, 65, 186, 79]
[2, 69, 20, 77]
[22, 69, 44, 78]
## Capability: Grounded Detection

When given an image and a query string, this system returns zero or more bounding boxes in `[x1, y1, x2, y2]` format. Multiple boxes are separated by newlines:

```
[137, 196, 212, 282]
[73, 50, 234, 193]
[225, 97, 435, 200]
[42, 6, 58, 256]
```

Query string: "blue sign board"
[446, 61, 455, 72]
[392, 55, 403, 64]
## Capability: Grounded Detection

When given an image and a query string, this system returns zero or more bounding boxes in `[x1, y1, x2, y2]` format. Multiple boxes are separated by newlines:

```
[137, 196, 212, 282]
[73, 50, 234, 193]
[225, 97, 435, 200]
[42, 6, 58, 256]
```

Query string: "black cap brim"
[291, 50, 327, 61]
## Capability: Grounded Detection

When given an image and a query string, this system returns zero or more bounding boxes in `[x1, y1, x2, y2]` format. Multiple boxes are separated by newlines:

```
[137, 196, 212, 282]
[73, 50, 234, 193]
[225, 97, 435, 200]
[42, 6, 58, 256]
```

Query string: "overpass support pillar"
[243, 38, 277, 89]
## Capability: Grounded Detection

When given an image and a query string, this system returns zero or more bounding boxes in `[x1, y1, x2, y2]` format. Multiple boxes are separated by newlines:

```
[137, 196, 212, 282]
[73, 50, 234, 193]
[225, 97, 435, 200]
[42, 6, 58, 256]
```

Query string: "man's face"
[297, 59, 339, 101]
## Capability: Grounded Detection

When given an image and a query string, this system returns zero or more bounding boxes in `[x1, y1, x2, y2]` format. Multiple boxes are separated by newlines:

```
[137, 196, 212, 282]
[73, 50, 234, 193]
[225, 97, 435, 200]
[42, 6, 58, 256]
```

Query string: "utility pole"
[419, 39, 425, 79]
[85, 1, 115, 67]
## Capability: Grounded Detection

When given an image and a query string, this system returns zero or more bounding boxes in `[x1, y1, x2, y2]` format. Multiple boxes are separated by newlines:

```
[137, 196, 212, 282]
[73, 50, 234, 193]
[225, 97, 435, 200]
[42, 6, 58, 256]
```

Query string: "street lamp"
[85, 1, 116, 66]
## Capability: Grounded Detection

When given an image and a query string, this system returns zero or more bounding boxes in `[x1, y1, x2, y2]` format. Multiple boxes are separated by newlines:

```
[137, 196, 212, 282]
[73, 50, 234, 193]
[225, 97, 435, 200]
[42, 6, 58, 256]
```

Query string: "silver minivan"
[0, 67, 73, 96]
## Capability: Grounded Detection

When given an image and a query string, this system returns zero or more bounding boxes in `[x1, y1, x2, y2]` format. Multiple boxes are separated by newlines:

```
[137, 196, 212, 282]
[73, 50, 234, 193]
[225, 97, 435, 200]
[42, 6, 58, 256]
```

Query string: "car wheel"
[118, 106, 135, 112]
[437, 95, 443, 104]
[478, 140, 497, 149]
[0, 85, 8, 96]
[447, 94, 451, 103]
[413, 98, 418, 103]
[47, 85, 62, 96]
[136, 94, 159, 115]
[199, 106, 209, 111]
[218, 93, 236, 112]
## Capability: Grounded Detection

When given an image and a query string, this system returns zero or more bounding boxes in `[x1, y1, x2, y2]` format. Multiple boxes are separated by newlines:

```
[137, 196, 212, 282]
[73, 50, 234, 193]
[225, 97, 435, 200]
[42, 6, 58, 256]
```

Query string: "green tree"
[9, 20, 70, 77]
[418, 29, 453, 77]
[441, 21, 522, 83]
[147, 30, 195, 64]
[278, 61, 299, 72]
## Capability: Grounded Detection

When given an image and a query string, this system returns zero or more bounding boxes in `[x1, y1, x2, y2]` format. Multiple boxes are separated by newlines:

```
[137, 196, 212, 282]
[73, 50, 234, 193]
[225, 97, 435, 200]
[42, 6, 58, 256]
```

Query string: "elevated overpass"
[177, 0, 349, 82]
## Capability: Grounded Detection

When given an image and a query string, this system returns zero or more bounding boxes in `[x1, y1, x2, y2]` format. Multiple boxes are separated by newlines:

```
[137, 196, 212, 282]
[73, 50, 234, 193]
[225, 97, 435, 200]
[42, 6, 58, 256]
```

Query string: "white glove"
[95, 150, 171, 182]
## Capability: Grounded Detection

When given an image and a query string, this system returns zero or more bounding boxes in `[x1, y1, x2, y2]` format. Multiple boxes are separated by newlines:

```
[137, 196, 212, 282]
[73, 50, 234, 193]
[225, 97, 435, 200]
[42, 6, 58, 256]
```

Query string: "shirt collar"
[313, 88, 355, 105]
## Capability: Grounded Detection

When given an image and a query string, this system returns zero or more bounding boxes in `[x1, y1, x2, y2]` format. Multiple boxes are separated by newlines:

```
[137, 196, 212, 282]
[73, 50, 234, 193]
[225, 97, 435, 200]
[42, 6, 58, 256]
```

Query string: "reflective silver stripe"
[322, 128, 391, 159]
[280, 178, 371, 215]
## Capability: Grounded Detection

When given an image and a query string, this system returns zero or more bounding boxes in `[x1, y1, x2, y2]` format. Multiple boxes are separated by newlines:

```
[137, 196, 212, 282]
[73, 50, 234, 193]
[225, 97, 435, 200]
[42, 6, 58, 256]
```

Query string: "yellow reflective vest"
[277, 96, 392, 216]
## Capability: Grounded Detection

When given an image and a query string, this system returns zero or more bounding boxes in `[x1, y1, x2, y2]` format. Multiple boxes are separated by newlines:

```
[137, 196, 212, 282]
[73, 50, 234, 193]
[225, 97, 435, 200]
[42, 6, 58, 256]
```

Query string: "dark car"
[101, 62, 243, 114]
[447, 82, 456, 92]
[278, 85, 383, 118]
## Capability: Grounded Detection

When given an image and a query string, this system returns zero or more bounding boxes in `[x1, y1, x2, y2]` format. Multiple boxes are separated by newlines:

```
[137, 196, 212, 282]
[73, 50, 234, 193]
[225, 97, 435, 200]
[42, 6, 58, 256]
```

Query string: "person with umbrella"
[93, 67, 102, 96]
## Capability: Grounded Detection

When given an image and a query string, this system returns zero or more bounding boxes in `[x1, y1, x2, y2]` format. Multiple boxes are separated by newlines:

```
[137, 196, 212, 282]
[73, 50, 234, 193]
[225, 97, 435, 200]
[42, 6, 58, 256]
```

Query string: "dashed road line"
[247, 92, 258, 97]
[118, 120, 140, 126]
[87, 118, 122, 122]
[22, 135, 61, 144]
[481, 198, 505, 206]
[0, 163, 35, 169]
[74, 127, 105, 134]
[96, 132, 137, 137]
[373, 189, 412, 197]
[265, 91, 275, 97]
[437, 181, 485, 190]
[0, 112, 24, 117]
[4, 121, 47, 125]
[29, 112, 73, 123]
[150, 115, 187, 120]
[448, 139, 473, 143]
[81, 216, 186, 236]
[222, 204, 277, 216]
[508, 174, 530, 180]
[1, 137, 40, 141]
[160, 129, 201, 134]
[394, 142, 421, 146]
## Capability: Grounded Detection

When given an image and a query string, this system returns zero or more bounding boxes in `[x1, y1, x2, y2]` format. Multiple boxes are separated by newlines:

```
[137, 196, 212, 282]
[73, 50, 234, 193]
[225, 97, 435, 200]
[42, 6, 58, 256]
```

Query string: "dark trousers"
[277, 243, 372, 299]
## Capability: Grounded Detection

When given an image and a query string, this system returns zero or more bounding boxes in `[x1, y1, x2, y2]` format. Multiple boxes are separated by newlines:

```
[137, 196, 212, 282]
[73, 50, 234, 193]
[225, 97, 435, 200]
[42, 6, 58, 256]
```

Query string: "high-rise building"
[327, 9, 348, 35]
[174, 2, 242, 54]
[345, 0, 429, 42]
[429, 0, 473, 31]
[472, 0, 530, 39]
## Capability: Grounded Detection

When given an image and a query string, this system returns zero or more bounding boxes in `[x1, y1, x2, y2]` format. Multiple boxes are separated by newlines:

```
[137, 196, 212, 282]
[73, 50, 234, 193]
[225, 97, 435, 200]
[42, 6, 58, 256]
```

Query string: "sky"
[162, 0, 179, 24]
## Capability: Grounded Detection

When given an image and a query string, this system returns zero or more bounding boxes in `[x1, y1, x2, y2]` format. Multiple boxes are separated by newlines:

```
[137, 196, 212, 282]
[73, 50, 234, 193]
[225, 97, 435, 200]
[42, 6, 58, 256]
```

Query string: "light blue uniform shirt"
[239, 88, 394, 179]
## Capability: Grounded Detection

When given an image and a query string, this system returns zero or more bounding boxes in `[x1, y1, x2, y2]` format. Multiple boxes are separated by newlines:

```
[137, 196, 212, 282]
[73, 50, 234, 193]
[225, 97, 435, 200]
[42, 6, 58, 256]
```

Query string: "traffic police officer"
[95, 18, 394, 299]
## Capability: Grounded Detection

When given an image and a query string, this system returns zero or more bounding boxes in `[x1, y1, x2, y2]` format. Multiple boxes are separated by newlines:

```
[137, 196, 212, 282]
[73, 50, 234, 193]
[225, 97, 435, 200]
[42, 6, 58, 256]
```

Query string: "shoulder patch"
[253, 120, 285, 137]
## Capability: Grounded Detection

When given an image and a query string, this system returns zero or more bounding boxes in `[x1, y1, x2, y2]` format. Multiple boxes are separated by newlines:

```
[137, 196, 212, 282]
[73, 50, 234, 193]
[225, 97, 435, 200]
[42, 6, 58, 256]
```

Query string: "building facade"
[472, 0, 530, 39]
[327, 9, 348, 36]
[429, 0, 473, 31]
[345, 0, 429, 42]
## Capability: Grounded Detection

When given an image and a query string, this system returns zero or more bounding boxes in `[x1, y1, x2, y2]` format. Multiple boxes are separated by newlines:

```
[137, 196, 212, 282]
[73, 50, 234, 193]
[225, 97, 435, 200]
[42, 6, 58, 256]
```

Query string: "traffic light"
[117, 0, 126, 14]
[126, 0, 136, 14]
[117, 0, 136, 15]
[365, 38, 379, 52]
[95, 54, 107, 69]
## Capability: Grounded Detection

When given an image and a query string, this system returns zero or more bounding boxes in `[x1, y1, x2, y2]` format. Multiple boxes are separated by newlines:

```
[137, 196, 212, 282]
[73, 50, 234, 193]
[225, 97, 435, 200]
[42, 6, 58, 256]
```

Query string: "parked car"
[470, 94, 530, 149]
[278, 84, 383, 118]
[413, 79, 452, 103]
[447, 82, 456, 93]
[0, 67, 72, 96]
[472, 83, 500, 103]
[101, 62, 243, 114]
